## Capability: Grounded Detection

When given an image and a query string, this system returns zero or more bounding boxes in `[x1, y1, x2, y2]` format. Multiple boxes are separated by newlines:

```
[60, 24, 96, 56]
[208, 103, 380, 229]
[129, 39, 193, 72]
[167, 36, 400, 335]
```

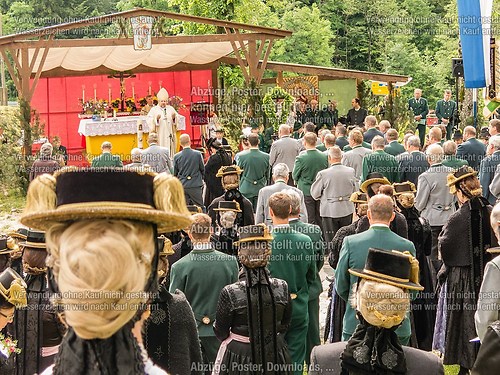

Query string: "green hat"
[293, 121, 302, 132]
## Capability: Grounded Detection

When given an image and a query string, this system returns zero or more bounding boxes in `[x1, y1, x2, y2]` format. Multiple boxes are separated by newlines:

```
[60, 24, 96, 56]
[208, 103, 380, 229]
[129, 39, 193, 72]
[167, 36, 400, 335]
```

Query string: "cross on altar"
[108, 71, 136, 112]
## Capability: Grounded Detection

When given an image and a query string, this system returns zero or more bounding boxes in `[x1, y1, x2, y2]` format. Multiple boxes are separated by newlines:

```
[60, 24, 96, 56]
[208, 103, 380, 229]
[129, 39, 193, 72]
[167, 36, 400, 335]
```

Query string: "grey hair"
[371, 136, 385, 150]
[285, 189, 301, 216]
[148, 132, 158, 143]
[489, 135, 500, 151]
[426, 143, 444, 163]
[406, 135, 421, 148]
[40, 142, 53, 157]
[272, 163, 289, 179]
[101, 141, 112, 150]
[442, 140, 457, 156]
[328, 145, 342, 160]
[365, 115, 377, 128]
[279, 124, 291, 135]
[130, 148, 142, 162]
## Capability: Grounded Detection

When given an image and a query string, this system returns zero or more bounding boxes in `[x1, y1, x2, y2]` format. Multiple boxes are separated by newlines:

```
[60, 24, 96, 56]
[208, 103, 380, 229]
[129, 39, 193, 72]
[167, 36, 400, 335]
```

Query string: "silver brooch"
[381, 348, 398, 369]
[353, 345, 370, 364]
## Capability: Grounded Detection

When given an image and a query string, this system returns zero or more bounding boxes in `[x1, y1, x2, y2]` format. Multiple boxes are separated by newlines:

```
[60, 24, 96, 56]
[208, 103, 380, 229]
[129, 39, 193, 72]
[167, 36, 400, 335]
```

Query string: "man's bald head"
[179, 133, 191, 147]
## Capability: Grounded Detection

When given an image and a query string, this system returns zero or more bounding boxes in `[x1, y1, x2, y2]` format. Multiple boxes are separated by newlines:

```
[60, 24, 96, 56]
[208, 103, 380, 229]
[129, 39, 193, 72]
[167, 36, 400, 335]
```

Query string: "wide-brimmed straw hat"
[0, 267, 27, 307]
[360, 172, 390, 194]
[235, 224, 273, 245]
[349, 248, 424, 291]
[487, 247, 500, 254]
[216, 165, 243, 178]
[187, 205, 203, 215]
[446, 166, 477, 194]
[392, 182, 417, 196]
[20, 168, 192, 233]
[213, 201, 242, 213]
[20, 230, 46, 250]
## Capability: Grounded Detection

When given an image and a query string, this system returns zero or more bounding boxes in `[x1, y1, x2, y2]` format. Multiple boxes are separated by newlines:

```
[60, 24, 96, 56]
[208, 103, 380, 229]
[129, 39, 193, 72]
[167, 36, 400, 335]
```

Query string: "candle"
[132, 82, 135, 99]
[82, 85, 85, 102]
[108, 84, 112, 104]
[113, 109, 117, 118]
[93, 83, 97, 101]
[159, 81, 163, 89]
[148, 81, 152, 95]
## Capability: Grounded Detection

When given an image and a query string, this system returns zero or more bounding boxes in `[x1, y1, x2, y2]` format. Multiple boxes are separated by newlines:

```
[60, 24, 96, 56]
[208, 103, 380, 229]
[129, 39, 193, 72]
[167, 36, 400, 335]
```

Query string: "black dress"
[204, 150, 232, 207]
[208, 191, 255, 229]
[398, 204, 436, 351]
[438, 196, 496, 368]
[144, 286, 203, 375]
[213, 269, 292, 374]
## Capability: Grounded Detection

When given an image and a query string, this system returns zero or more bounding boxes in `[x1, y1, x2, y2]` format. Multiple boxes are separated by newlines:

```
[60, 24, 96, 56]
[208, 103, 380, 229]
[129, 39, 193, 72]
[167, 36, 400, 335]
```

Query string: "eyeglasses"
[0, 311, 14, 321]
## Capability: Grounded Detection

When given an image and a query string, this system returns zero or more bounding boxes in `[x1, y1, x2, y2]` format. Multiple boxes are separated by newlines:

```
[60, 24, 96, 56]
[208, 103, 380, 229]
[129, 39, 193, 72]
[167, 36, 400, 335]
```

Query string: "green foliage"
[262, 86, 294, 131]
[271, 4, 333, 66]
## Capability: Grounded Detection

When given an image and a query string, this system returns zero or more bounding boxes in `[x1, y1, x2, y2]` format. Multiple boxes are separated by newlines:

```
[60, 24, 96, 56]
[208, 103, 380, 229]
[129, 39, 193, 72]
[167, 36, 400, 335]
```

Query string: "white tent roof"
[29, 41, 239, 73]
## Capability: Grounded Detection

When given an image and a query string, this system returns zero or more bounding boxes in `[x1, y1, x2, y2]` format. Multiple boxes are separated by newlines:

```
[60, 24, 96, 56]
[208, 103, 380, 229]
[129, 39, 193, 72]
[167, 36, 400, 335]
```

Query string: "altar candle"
[132, 82, 135, 99]
[82, 85, 85, 102]
[159, 81, 163, 89]
[148, 81, 152, 95]
[93, 83, 97, 101]
[108, 84, 112, 104]
[113, 109, 117, 118]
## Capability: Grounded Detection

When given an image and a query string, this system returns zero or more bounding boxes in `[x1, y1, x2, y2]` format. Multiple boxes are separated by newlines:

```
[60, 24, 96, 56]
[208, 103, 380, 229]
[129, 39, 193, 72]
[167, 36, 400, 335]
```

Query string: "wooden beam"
[256, 39, 273, 84]
[225, 27, 250, 83]
[220, 57, 409, 83]
[10, 33, 278, 49]
[28, 35, 53, 101]
[0, 8, 292, 46]
[32, 61, 222, 79]
[0, 49, 20, 93]
[20, 48, 31, 100]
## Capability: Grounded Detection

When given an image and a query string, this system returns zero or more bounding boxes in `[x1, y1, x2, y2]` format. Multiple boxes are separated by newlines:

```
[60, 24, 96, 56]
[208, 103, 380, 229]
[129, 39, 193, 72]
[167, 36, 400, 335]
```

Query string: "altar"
[78, 116, 148, 161]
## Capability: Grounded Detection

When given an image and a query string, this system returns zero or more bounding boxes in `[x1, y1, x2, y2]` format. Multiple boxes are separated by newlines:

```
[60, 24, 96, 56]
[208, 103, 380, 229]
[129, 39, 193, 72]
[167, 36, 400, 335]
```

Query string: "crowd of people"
[4, 89, 500, 375]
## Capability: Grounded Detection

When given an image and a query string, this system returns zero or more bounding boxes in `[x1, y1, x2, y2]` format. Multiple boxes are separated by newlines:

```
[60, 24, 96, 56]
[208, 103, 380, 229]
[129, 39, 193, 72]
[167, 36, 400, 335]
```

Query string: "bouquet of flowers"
[110, 98, 121, 109]
[0, 333, 21, 358]
[125, 97, 137, 112]
[168, 96, 186, 111]
[79, 99, 109, 114]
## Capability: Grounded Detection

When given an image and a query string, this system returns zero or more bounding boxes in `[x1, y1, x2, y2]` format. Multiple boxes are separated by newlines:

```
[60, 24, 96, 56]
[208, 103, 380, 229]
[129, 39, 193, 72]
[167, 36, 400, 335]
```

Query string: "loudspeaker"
[452, 58, 464, 78]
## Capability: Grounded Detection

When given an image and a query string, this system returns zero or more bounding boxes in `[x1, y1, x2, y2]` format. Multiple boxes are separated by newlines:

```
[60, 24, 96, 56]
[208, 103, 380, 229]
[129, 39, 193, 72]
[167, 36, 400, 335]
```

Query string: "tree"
[271, 4, 333, 66]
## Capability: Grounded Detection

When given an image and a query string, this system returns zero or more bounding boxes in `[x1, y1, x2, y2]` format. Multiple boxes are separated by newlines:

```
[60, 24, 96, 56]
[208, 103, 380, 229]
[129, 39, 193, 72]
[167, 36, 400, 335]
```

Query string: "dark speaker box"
[452, 58, 464, 78]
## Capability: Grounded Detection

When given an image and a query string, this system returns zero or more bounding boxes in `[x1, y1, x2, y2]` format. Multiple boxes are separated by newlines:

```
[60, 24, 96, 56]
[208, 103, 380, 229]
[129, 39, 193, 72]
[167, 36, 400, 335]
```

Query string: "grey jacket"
[489, 163, 500, 201]
[255, 180, 307, 225]
[310, 163, 358, 218]
[310, 342, 444, 375]
[269, 135, 301, 172]
[173, 147, 205, 188]
[414, 163, 456, 226]
[341, 145, 372, 180]
[475, 255, 500, 341]
[142, 143, 173, 173]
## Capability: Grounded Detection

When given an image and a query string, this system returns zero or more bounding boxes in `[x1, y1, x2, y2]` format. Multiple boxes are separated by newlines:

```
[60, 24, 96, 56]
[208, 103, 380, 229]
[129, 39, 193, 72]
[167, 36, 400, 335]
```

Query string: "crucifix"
[108, 71, 136, 112]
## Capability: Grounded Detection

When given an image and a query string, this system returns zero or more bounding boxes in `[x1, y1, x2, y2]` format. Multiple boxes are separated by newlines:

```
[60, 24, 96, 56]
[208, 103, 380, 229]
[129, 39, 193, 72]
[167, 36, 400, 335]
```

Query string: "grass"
[0, 190, 25, 231]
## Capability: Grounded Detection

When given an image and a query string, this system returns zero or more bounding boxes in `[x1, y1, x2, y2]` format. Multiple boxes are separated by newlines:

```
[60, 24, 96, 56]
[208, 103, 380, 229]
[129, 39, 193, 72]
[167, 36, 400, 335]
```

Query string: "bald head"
[179, 134, 191, 147]
[279, 124, 291, 137]
[426, 143, 444, 164]
[328, 145, 342, 163]
[367, 194, 395, 225]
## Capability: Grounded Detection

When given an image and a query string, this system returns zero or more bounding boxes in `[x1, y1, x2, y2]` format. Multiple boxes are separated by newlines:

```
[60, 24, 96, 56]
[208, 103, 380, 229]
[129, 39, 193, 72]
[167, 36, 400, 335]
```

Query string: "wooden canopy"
[0, 8, 291, 101]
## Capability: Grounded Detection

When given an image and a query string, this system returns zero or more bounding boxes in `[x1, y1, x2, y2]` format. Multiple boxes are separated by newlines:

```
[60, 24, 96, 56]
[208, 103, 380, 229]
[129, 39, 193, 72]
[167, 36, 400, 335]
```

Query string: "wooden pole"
[0, 15, 6, 105]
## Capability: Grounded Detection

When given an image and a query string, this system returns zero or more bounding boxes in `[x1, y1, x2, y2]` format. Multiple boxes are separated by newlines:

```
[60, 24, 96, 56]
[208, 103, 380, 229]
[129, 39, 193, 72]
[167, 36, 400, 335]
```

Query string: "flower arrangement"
[0, 333, 21, 357]
[168, 95, 186, 111]
[262, 87, 294, 131]
[79, 99, 109, 114]
[125, 97, 137, 112]
[110, 98, 121, 109]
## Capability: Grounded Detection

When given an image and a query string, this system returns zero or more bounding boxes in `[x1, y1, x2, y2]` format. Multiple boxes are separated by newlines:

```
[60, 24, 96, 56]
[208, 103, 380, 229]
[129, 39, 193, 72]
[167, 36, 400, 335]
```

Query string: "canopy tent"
[0, 8, 291, 102]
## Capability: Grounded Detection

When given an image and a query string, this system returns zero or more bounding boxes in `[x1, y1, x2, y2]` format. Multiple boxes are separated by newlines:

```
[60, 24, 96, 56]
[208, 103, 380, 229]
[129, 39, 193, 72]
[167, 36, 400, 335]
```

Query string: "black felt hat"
[452, 130, 463, 140]
[349, 248, 423, 291]
[360, 172, 390, 194]
[187, 205, 203, 215]
[20, 168, 192, 233]
[7, 228, 28, 241]
[0, 236, 13, 255]
[235, 224, 273, 245]
[0, 267, 27, 307]
[213, 201, 242, 212]
[20, 229, 46, 249]
[393, 182, 416, 196]
[216, 165, 243, 178]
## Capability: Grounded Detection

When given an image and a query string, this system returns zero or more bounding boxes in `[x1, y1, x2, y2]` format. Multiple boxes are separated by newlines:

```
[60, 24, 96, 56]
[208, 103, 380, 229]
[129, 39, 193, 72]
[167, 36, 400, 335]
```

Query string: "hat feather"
[153, 173, 191, 217]
[24, 174, 57, 215]
[8, 281, 27, 307]
[403, 251, 420, 286]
